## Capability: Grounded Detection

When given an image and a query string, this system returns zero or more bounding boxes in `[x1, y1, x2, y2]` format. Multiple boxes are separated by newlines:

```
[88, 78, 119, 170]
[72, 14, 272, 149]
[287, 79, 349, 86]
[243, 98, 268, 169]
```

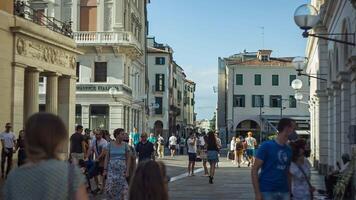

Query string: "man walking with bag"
[0, 123, 16, 179]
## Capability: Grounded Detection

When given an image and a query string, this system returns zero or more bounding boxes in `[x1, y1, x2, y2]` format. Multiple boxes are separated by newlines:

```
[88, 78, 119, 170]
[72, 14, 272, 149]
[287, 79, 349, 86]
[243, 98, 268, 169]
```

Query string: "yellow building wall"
[0, 0, 13, 14]
[0, 11, 14, 130]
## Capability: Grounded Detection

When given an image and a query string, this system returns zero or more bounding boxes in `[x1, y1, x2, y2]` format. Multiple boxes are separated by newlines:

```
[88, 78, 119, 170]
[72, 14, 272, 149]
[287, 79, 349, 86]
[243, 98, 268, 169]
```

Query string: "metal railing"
[14, 1, 73, 38]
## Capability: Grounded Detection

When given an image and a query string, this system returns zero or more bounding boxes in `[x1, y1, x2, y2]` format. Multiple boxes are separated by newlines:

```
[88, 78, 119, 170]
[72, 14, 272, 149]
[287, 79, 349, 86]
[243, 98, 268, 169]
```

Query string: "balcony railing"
[14, 1, 73, 38]
[73, 31, 141, 48]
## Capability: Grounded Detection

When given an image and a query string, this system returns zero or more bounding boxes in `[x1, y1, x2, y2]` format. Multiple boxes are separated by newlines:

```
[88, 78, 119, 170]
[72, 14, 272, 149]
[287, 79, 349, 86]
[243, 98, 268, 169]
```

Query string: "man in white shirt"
[1, 123, 16, 179]
[169, 134, 177, 158]
[187, 133, 197, 176]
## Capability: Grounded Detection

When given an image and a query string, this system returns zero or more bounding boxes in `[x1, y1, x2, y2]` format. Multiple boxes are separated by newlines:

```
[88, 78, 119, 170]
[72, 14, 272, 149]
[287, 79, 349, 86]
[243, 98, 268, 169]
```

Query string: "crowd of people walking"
[0, 114, 351, 200]
[1, 113, 169, 200]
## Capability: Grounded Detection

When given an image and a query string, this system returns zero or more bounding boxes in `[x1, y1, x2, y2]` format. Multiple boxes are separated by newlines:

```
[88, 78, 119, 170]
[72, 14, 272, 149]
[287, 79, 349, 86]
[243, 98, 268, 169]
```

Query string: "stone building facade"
[305, 0, 356, 174]
[0, 0, 81, 155]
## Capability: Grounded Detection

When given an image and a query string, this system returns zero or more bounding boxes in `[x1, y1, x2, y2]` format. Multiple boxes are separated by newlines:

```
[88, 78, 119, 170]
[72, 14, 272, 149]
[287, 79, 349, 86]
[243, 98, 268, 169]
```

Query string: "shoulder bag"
[296, 164, 314, 200]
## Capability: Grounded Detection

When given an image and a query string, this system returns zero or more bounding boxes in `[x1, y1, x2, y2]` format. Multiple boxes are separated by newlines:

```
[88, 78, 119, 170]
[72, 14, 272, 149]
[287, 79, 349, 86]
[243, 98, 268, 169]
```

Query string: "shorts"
[188, 153, 197, 161]
[207, 150, 219, 163]
[170, 145, 176, 150]
[247, 149, 255, 157]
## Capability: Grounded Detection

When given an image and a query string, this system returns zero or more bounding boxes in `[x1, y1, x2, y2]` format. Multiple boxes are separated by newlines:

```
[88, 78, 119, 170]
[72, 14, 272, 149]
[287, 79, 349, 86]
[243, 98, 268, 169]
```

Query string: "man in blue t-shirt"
[251, 118, 296, 200]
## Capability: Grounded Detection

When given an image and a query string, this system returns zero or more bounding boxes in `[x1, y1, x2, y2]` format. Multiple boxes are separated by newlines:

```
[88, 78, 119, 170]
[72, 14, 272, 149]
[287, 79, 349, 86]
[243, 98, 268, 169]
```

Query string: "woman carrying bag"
[289, 139, 315, 200]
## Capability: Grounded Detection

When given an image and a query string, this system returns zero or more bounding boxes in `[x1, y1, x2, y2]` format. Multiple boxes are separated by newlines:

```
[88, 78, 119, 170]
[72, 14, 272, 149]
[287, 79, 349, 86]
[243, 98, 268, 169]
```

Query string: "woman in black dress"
[16, 130, 26, 166]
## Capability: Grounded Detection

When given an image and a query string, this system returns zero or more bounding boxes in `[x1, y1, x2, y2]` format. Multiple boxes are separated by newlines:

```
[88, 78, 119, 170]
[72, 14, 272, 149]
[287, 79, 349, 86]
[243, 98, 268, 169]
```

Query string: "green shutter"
[236, 74, 243, 85]
[272, 75, 279, 86]
[252, 95, 256, 107]
[289, 75, 296, 86]
[255, 74, 261, 85]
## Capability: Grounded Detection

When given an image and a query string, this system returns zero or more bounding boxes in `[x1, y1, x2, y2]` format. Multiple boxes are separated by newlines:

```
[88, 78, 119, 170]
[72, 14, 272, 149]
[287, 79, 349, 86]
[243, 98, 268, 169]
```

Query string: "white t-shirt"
[187, 137, 197, 153]
[90, 138, 108, 158]
[198, 136, 205, 146]
[169, 136, 177, 146]
[230, 140, 236, 151]
[0, 132, 16, 148]
[246, 137, 256, 149]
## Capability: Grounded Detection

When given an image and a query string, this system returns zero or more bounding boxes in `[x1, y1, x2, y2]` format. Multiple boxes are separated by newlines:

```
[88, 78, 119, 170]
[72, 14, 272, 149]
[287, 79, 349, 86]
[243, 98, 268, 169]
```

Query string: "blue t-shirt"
[130, 132, 140, 145]
[256, 140, 292, 192]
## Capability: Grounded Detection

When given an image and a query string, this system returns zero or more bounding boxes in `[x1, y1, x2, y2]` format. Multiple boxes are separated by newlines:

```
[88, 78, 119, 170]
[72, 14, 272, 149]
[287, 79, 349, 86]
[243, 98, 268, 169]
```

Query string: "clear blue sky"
[148, 0, 309, 120]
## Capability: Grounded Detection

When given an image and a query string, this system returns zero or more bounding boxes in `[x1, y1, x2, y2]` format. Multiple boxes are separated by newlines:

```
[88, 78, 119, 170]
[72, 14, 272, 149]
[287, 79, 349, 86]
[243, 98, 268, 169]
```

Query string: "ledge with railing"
[73, 31, 141, 48]
[13, 1, 73, 38]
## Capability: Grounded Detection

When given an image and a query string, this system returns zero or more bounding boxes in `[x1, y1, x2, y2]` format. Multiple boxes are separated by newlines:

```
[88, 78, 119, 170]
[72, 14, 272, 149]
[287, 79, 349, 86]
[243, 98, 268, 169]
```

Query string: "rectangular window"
[177, 90, 182, 101]
[289, 75, 296, 86]
[80, 6, 97, 31]
[155, 97, 163, 114]
[270, 95, 282, 108]
[272, 75, 279, 86]
[289, 95, 297, 108]
[155, 74, 165, 92]
[254, 74, 261, 86]
[155, 57, 165, 65]
[173, 78, 177, 88]
[76, 62, 80, 82]
[252, 95, 264, 107]
[191, 98, 194, 106]
[94, 62, 107, 82]
[233, 95, 245, 107]
[261, 55, 269, 62]
[236, 74, 243, 85]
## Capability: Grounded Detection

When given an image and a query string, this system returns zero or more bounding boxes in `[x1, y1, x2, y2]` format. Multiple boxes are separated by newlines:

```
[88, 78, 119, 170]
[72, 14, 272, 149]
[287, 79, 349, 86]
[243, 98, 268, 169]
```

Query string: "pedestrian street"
[90, 155, 325, 200]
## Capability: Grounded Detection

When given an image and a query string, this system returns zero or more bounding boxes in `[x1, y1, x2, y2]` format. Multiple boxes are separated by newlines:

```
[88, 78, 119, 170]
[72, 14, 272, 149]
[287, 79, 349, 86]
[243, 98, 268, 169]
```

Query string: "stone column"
[81, 104, 90, 129]
[45, 73, 59, 114]
[12, 63, 26, 134]
[24, 68, 40, 121]
[127, 107, 131, 133]
[332, 82, 341, 164]
[109, 105, 124, 133]
[349, 57, 356, 130]
[338, 72, 351, 155]
[327, 88, 334, 168]
[58, 75, 76, 157]
[316, 90, 329, 174]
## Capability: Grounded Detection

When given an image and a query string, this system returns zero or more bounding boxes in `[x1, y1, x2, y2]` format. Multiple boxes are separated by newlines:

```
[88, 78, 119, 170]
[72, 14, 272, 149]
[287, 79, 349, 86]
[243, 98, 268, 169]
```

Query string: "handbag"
[297, 164, 314, 200]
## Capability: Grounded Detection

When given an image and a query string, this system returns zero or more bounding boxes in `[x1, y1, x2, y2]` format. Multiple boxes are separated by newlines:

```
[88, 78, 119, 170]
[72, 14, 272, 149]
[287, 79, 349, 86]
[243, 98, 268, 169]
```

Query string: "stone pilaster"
[12, 63, 26, 134]
[45, 73, 59, 114]
[349, 56, 356, 127]
[24, 67, 40, 121]
[327, 88, 335, 168]
[316, 89, 329, 174]
[81, 104, 90, 129]
[109, 105, 124, 133]
[332, 82, 341, 164]
[58, 75, 76, 157]
[338, 72, 351, 155]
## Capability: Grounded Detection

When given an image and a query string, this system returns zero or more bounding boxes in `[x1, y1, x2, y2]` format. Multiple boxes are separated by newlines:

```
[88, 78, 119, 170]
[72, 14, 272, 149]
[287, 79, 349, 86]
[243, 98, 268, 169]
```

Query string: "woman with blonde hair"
[129, 160, 168, 200]
[3, 113, 88, 200]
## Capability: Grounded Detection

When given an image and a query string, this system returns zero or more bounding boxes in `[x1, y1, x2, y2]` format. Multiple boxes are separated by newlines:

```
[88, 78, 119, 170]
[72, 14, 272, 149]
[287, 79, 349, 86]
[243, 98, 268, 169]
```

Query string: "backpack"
[236, 141, 243, 150]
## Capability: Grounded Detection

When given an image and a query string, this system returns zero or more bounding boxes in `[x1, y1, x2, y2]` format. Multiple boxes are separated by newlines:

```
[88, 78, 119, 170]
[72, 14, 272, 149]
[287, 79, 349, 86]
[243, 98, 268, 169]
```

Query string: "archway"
[235, 120, 261, 139]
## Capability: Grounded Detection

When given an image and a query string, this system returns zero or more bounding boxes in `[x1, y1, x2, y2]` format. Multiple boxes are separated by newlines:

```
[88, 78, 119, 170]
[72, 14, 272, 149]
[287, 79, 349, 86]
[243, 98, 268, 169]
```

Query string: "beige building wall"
[0, 10, 14, 130]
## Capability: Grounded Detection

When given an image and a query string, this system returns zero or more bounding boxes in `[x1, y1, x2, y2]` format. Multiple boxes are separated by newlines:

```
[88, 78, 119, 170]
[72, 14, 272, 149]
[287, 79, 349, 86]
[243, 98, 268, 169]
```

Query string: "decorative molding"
[15, 37, 76, 69]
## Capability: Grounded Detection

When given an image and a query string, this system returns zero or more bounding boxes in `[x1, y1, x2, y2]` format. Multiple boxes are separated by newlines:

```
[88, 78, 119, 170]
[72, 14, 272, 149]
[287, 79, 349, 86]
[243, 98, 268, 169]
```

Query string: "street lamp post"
[294, 4, 355, 46]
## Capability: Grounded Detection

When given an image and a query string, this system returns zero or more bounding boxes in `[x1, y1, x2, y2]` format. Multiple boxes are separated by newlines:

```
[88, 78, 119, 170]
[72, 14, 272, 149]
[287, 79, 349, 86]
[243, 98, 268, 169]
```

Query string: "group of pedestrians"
[185, 131, 222, 184]
[229, 131, 257, 168]
[0, 123, 26, 180]
[2, 113, 169, 200]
